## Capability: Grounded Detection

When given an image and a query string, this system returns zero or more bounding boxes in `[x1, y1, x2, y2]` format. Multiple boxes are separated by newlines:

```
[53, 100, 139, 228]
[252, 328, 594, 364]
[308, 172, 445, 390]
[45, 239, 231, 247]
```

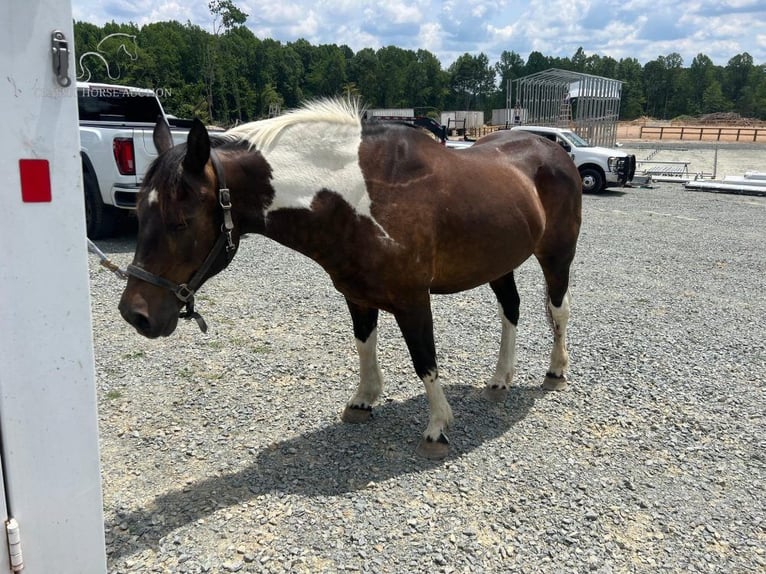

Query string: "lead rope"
[87, 238, 128, 280]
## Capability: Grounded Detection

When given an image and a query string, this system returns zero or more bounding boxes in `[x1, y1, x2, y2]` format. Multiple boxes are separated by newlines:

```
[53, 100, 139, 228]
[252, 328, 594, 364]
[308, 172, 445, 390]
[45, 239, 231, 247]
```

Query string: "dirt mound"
[696, 112, 765, 126]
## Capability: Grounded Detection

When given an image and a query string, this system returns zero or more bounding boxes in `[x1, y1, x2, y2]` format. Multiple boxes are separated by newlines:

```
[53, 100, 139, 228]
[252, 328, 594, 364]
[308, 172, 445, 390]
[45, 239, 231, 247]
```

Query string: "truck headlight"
[608, 157, 622, 172]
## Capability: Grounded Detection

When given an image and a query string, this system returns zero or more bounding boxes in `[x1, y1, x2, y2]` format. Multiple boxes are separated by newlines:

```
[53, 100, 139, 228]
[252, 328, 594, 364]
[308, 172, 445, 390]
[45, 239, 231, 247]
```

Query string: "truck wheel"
[580, 167, 605, 194]
[83, 168, 117, 239]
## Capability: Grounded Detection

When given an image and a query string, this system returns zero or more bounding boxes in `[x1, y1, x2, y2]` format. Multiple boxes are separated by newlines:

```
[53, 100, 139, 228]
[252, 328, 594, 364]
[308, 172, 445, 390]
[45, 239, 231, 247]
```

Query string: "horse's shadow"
[589, 189, 629, 198]
[106, 384, 547, 561]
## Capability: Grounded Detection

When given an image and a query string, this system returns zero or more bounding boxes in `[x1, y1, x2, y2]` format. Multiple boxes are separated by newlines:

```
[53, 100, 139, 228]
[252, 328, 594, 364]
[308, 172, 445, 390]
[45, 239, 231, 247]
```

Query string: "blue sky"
[72, 0, 766, 67]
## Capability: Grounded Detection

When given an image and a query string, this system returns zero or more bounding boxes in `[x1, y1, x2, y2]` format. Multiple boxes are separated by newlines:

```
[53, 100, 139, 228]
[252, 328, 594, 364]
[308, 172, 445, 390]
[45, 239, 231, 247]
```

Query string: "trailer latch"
[51, 30, 71, 87]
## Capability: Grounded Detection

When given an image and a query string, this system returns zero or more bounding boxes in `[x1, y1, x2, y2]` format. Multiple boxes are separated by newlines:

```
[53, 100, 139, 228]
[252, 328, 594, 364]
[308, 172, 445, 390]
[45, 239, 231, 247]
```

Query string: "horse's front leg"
[394, 301, 454, 459]
[341, 300, 383, 424]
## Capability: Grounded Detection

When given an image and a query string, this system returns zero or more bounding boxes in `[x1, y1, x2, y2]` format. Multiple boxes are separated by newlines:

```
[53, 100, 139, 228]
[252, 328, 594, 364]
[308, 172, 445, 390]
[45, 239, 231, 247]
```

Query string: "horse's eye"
[171, 222, 189, 233]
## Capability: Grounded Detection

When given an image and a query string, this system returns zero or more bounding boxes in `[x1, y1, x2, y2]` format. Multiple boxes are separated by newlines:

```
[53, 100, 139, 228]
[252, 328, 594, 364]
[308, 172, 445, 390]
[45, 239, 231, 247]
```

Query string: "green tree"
[495, 50, 525, 109]
[274, 45, 305, 108]
[348, 48, 381, 106]
[208, 0, 247, 34]
[304, 44, 348, 97]
[616, 57, 645, 119]
[702, 81, 730, 113]
[524, 51, 552, 76]
[643, 53, 684, 119]
[205, 0, 248, 122]
[687, 54, 717, 115]
[725, 53, 755, 113]
[448, 52, 495, 110]
[571, 47, 587, 72]
[376, 46, 410, 107]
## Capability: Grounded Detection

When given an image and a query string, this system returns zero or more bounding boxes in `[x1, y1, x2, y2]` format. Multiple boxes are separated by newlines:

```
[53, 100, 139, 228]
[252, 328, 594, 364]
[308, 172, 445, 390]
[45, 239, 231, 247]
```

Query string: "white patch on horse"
[422, 369, 454, 441]
[225, 99, 390, 237]
[547, 291, 571, 377]
[347, 328, 384, 408]
[489, 304, 518, 389]
[147, 189, 159, 206]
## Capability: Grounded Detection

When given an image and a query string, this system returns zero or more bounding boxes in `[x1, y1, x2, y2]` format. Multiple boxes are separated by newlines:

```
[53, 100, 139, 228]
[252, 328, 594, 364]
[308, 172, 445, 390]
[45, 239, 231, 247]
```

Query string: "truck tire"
[580, 167, 605, 194]
[83, 167, 118, 239]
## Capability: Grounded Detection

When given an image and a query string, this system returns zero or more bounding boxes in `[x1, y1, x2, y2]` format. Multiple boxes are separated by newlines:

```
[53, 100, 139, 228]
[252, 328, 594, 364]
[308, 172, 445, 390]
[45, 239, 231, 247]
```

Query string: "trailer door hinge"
[5, 519, 23, 572]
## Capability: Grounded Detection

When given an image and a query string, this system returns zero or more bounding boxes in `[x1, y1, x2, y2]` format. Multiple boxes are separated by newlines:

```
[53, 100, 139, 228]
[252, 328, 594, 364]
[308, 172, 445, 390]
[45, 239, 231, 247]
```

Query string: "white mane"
[225, 97, 363, 151]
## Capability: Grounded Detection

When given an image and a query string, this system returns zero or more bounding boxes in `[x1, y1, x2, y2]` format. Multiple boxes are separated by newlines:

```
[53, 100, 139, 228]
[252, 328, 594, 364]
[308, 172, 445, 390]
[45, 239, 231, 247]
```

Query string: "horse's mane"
[223, 97, 363, 151]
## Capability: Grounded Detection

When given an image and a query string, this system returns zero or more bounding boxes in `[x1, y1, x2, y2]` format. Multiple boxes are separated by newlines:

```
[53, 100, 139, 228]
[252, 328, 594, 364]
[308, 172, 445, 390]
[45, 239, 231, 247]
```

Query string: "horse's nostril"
[130, 310, 152, 335]
[119, 297, 154, 336]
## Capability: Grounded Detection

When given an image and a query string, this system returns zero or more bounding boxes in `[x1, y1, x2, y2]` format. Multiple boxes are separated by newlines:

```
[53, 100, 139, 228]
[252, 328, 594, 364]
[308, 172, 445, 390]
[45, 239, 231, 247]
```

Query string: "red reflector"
[113, 138, 136, 175]
[19, 159, 52, 203]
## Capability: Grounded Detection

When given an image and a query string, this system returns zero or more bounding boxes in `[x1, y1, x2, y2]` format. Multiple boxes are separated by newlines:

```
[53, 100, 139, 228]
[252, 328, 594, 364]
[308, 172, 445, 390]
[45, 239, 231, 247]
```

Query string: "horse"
[118, 99, 582, 459]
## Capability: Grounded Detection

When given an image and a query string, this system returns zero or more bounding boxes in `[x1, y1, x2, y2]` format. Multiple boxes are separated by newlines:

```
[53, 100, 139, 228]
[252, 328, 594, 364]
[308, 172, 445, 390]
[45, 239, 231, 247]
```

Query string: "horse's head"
[118, 118, 237, 338]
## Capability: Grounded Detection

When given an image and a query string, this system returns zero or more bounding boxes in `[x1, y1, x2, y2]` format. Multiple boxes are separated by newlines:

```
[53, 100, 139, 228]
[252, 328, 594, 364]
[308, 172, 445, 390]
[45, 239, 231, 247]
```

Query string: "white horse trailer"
[0, 1, 107, 572]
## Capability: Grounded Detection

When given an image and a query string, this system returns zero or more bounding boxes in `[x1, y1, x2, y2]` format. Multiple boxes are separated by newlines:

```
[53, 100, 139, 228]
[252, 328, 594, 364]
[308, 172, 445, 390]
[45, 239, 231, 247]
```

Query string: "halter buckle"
[219, 187, 236, 253]
[175, 284, 195, 302]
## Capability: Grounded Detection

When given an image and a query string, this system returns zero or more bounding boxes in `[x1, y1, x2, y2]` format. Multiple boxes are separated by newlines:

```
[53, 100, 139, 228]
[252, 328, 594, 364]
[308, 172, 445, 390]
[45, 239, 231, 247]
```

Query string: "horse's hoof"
[415, 433, 450, 459]
[341, 404, 373, 423]
[542, 373, 568, 391]
[483, 385, 509, 403]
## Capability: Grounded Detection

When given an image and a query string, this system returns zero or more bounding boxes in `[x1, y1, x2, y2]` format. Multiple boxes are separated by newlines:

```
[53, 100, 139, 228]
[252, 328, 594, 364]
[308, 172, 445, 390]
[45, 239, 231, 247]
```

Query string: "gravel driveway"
[90, 182, 765, 573]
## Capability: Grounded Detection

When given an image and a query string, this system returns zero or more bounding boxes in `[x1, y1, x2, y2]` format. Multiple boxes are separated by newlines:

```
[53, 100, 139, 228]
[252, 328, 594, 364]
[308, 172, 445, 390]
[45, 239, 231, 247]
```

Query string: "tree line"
[73, 15, 766, 126]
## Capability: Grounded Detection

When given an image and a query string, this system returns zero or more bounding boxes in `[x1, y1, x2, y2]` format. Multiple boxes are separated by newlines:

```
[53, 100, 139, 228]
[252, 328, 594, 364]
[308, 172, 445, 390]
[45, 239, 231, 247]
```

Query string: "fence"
[639, 125, 766, 142]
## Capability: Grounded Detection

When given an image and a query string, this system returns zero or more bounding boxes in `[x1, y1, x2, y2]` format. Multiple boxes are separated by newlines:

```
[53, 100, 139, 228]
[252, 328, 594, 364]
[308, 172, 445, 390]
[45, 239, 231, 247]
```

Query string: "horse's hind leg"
[485, 272, 521, 402]
[341, 300, 383, 423]
[536, 252, 575, 391]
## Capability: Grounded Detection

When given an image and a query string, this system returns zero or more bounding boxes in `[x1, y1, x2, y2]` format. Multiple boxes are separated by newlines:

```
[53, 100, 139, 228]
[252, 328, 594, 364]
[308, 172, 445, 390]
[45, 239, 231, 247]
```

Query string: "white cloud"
[486, 24, 515, 42]
[419, 21, 444, 54]
[383, 0, 424, 24]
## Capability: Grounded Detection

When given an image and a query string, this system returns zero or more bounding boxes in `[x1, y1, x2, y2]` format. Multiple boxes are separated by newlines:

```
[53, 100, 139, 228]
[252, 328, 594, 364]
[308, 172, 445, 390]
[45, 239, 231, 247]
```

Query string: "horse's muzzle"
[118, 291, 179, 338]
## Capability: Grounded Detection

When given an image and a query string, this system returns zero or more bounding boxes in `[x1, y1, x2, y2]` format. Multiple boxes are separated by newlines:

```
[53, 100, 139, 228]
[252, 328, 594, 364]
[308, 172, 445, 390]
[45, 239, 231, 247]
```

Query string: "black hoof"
[415, 433, 450, 459]
[483, 385, 509, 403]
[341, 404, 373, 424]
[542, 372, 568, 391]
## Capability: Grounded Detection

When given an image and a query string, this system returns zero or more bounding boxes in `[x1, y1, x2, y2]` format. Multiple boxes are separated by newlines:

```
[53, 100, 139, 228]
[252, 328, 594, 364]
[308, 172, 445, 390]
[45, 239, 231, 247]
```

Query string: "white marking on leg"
[422, 369, 454, 441]
[347, 328, 383, 408]
[547, 291, 571, 377]
[489, 303, 517, 390]
[147, 189, 159, 206]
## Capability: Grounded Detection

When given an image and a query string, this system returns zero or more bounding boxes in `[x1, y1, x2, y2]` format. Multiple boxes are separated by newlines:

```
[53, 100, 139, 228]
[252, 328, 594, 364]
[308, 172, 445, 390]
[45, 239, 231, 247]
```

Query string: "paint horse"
[118, 99, 582, 459]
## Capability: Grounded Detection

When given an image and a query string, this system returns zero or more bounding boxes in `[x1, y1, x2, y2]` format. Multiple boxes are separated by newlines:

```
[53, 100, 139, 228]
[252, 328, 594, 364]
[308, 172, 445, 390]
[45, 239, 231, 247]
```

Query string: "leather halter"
[125, 151, 236, 333]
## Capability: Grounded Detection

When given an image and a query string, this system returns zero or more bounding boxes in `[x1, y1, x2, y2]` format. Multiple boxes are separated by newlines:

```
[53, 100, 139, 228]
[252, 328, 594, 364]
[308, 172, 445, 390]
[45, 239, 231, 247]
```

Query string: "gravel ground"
[89, 175, 765, 573]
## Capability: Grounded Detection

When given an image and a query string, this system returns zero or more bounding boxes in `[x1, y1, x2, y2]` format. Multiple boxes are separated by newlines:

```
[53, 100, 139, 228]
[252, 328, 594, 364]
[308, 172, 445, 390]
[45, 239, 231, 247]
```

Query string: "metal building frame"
[512, 68, 623, 147]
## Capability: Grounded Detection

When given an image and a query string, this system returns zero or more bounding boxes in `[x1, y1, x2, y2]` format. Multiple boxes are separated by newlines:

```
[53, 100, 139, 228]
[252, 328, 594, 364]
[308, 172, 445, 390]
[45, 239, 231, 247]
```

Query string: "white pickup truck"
[78, 82, 190, 238]
[510, 125, 636, 193]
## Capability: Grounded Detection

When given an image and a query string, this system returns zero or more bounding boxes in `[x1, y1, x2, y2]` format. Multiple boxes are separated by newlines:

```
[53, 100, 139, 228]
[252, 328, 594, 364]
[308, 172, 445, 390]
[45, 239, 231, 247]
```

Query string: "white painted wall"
[0, 1, 106, 572]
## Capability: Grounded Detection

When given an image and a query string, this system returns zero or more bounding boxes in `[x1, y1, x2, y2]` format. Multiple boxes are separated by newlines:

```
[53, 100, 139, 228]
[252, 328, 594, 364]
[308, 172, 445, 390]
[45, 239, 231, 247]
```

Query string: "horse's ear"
[153, 115, 174, 155]
[183, 118, 210, 174]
